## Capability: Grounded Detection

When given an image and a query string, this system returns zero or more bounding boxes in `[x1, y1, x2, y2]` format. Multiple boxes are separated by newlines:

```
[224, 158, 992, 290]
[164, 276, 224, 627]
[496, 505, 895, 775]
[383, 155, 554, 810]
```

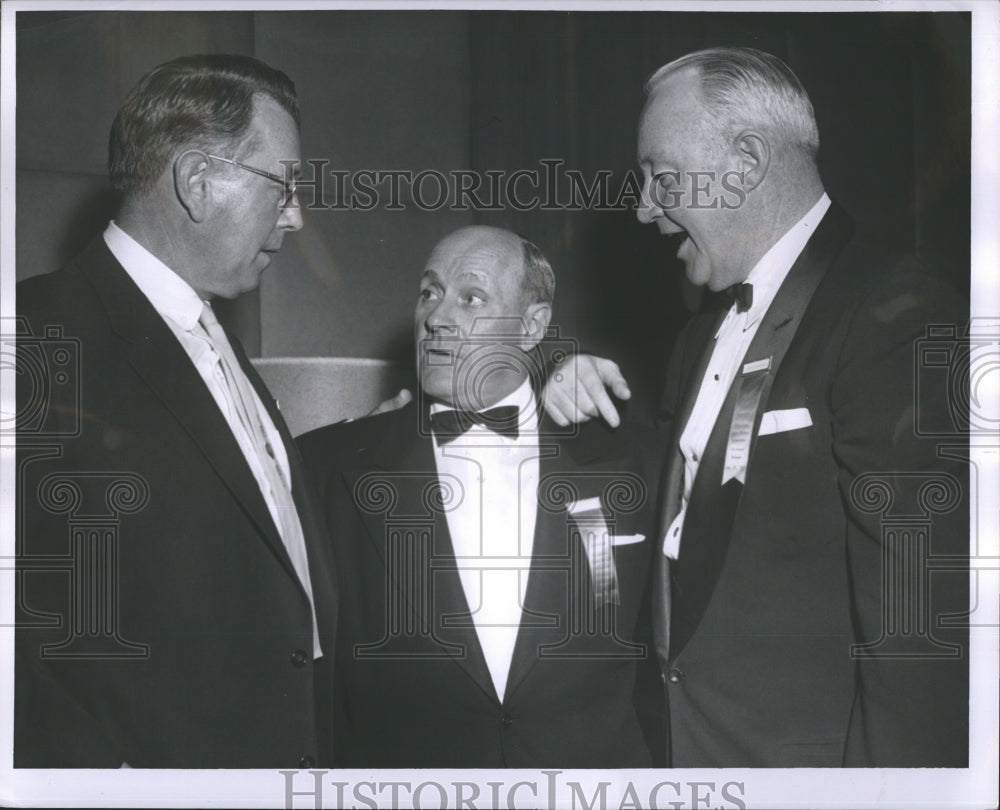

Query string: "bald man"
[299, 226, 664, 767]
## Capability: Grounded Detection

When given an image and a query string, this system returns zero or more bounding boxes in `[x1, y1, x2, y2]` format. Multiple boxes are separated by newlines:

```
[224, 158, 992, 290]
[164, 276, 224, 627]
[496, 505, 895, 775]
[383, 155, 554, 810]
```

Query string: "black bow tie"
[725, 282, 754, 313]
[430, 405, 520, 445]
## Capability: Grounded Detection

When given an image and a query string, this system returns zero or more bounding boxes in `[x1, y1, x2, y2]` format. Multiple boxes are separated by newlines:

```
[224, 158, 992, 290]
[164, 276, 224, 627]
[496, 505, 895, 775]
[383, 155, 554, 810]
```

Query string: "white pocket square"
[758, 407, 812, 436]
[611, 534, 645, 546]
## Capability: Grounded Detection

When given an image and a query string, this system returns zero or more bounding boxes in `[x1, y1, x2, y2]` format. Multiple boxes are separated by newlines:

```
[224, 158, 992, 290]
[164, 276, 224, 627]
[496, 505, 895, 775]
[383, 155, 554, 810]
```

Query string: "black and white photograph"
[1, 1, 996, 808]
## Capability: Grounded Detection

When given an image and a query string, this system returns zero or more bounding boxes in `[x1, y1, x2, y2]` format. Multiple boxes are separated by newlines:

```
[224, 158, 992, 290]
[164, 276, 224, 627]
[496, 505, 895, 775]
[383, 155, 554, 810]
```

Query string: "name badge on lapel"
[566, 497, 620, 608]
[723, 356, 772, 485]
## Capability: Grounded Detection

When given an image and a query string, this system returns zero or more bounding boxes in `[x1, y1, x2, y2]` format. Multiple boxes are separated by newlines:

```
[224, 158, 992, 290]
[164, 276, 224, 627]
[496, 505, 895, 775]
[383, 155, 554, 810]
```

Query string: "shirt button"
[692, 453, 699, 461]
[667, 667, 684, 684]
[299, 755, 315, 768]
[500, 712, 513, 728]
[290, 649, 308, 668]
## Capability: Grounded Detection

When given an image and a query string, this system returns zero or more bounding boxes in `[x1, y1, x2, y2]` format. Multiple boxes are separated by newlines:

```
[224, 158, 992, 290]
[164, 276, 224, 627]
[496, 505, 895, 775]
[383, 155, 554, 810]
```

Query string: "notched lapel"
[82, 251, 293, 579]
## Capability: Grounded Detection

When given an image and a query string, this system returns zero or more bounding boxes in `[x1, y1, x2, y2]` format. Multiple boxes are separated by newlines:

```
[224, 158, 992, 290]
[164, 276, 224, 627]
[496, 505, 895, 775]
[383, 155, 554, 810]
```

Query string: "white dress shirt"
[430, 378, 542, 701]
[103, 222, 320, 657]
[663, 193, 831, 559]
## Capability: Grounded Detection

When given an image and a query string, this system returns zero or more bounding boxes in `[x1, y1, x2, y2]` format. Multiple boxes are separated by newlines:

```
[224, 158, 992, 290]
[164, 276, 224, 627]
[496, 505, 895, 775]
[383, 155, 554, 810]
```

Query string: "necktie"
[726, 282, 754, 313]
[429, 405, 520, 445]
[199, 303, 320, 656]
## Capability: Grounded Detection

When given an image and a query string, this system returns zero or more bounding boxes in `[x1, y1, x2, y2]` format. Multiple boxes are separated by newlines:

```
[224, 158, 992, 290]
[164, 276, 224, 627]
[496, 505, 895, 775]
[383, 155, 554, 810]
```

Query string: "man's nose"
[424, 303, 458, 336]
[636, 176, 660, 225]
[277, 199, 303, 232]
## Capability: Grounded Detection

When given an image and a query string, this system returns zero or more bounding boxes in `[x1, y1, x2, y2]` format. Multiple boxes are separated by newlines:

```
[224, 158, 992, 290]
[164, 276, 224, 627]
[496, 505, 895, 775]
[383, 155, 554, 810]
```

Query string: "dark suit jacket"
[654, 202, 969, 767]
[14, 237, 338, 768]
[298, 402, 664, 767]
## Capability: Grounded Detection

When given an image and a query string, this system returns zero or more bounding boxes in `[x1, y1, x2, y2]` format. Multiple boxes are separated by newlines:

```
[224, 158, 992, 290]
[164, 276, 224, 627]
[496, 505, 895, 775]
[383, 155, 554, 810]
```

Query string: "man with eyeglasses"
[15, 54, 337, 768]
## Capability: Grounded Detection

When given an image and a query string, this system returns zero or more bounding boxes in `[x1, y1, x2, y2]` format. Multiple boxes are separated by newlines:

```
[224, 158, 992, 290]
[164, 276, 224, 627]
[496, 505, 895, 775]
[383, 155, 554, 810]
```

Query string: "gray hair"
[109, 54, 299, 196]
[519, 237, 555, 305]
[645, 47, 819, 159]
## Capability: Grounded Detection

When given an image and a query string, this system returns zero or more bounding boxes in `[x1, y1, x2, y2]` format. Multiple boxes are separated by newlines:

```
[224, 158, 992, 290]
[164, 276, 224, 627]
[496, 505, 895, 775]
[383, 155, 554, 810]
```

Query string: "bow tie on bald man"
[430, 405, 520, 445]
[726, 282, 754, 313]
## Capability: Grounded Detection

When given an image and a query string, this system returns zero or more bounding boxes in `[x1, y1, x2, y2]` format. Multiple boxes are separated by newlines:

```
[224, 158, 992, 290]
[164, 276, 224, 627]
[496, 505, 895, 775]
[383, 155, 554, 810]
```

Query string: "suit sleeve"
[830, 266, 969, 766]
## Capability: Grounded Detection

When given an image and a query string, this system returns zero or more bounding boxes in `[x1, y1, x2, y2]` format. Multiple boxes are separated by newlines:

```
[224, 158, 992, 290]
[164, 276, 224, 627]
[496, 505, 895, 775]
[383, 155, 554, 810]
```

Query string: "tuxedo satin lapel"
[347, 406, 438, 569]
[504, 434, 571, 699]
[670, 202, 854, 659]
[349, 406, 496, 701]
[656, 311, 727, 537]
[652, 312, 723, 664]
[739, 202, 853, 475]
[81, 247, 287, 570]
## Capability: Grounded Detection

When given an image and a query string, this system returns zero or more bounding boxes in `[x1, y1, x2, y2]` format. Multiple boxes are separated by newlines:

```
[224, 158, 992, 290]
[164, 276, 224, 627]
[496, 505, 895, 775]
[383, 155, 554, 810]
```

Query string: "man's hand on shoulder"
[542, 354, 631, 428]
[366, 388, 412, 418]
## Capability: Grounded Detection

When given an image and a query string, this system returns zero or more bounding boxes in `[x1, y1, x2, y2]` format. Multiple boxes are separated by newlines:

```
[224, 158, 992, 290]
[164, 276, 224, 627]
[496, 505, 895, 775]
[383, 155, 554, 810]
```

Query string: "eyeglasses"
[207, 153, 298, 208]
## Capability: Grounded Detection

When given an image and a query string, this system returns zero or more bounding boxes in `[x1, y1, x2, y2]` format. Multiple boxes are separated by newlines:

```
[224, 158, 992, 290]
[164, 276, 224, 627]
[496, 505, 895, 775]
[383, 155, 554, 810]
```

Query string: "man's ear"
[520, 302, 552, 351]
[173, 150, 212, 222]
[733, 130, 770, 193]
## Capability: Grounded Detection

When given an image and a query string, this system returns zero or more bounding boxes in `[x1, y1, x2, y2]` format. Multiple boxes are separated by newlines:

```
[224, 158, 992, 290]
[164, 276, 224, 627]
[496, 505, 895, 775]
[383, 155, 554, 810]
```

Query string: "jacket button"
[290, 649, 308, 667]
[667, 667, 684, 684]
[500, 712, 513, 728]
[299, 755, 315, 768]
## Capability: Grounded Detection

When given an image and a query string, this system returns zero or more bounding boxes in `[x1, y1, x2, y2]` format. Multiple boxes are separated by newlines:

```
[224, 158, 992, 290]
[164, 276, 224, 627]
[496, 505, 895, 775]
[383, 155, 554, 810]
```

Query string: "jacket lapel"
[503, 430, 571, 700]
[656, 311, 727, 542]
[505, 422, 639, 700]
[653, 310, 725, 666]
[737, 202, 853, 476]
[345, 406, 495, 700]
[80, 241, 292, 577]
[669, 202, 854, 659]
[235, 339, 338, 631]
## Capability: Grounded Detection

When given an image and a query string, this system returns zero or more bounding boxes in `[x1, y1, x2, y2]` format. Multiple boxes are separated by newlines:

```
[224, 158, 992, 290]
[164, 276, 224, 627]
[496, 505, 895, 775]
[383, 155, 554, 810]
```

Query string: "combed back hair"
[109, 53, 299, 196]
[519, 237, 555, 305]
[644, 47, 819, 159]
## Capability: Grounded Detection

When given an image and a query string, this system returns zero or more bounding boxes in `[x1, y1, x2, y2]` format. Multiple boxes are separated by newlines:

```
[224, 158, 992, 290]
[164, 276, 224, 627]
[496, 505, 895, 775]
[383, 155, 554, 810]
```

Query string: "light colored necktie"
[199, 303, 321, 656]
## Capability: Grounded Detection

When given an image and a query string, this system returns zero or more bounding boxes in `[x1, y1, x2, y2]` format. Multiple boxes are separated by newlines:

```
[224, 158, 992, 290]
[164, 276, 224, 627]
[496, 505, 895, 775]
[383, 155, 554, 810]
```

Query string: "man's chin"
[417, 372, 456, 407]
[683, 262, 710, 289]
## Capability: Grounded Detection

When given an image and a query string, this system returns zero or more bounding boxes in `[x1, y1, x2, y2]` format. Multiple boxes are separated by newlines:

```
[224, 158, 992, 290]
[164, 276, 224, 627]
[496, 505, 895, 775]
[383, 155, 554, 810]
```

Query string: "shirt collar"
[103, 221, 206, 332]
[724, 192, 832, 334]
[429, 376, 535, 415]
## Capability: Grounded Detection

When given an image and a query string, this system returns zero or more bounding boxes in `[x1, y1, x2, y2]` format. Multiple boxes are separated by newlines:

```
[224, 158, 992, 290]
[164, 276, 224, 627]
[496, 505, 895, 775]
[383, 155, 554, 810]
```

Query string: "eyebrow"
[420, 268, 490, 284]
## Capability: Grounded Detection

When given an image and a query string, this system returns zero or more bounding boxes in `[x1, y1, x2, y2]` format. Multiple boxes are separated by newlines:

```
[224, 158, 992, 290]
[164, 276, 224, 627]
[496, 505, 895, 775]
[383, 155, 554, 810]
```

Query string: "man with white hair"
[545, 47, 968, 767]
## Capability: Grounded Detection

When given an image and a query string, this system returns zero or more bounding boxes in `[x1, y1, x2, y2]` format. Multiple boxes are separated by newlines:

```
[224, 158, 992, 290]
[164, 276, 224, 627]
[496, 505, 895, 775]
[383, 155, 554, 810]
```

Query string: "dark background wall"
[14, 10, 970, 411]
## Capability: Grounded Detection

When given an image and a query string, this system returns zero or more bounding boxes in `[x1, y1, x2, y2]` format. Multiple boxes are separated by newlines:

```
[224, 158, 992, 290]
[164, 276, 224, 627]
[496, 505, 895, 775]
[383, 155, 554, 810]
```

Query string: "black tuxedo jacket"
[298, 402, 664, 767]
[15, 237, 338, 768]
[654, 203, 969, 767]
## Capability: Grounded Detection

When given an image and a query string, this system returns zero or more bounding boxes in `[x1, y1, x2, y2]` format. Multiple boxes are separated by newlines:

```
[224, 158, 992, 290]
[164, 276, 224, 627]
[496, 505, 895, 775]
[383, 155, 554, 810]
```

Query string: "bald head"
[428, 226, 554, 308]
